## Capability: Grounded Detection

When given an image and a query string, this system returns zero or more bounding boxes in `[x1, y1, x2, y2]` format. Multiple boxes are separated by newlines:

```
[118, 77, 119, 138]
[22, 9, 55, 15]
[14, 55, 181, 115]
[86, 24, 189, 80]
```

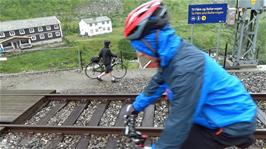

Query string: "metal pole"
[77, 48, 82, 72]
[191, 24, 194, 44]
[223, 42, 228, 68]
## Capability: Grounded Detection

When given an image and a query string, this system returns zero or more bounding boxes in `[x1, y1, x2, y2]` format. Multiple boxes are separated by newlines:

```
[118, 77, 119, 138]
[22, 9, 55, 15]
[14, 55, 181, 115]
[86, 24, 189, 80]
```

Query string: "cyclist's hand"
[124, 104, 137, 118]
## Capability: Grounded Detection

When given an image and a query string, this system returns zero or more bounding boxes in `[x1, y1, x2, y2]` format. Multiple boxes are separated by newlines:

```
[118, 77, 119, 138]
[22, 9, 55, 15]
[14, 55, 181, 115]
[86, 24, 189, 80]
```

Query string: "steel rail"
[0, 93, 265, 100]
[251, 93, 266, 100]
[0, 124, 266, 139]
[0, 125, 161, 136]
[0, 94, 136, 101]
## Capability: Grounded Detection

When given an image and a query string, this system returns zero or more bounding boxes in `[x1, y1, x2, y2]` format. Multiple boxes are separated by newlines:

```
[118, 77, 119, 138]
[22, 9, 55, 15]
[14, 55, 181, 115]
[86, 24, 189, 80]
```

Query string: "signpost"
[188, 3, 227, 60]
[188, 3, 228, 24]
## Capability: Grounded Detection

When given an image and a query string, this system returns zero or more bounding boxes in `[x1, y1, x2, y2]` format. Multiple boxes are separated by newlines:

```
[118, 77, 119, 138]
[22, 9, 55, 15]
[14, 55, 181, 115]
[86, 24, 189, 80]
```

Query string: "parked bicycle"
[85, 56, 127, 79]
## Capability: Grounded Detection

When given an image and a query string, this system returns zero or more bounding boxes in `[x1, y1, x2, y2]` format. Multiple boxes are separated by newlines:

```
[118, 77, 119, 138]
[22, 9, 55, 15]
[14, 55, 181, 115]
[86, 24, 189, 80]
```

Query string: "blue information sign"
[188, 3, 227, 24]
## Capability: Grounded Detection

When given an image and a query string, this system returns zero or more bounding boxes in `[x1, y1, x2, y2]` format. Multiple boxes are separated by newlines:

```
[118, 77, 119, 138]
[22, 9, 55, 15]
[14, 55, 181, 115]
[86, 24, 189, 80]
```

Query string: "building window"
[48, 32, 53, 38]
[31, 35, 36, 41]
[54, 24, 59, 29]
[107, 27, 110, 31]
[102, 21, 105, 24]
[95, 29, 98, 32]
[29, 28, 35, 33]
[55, 31, 61, 37]
[39, 34, 45, 39]
[19, 29, 25, 35]
[0, 32, 5, 38]
[89, 23, 92, 27]
[103, 28, 105, 31]
[3, 42, 12, 47]
[46, 26, 51, 30]
[107, 21, 110, 24]
[38, 26, 43, 32]
[9, 31, 15, 36]
[21, 39, 28, 44]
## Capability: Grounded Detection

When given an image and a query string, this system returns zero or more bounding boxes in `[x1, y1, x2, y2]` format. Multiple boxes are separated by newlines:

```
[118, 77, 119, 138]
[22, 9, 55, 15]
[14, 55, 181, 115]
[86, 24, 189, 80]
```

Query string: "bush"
[117, 39, 136, 60]
[62, 21, 79, 35]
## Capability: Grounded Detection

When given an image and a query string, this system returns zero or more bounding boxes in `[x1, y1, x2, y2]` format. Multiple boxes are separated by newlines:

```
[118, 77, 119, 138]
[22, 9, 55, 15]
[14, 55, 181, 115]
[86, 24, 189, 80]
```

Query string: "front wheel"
[85, 62, 103, 79]
[112, 63, 127, 79]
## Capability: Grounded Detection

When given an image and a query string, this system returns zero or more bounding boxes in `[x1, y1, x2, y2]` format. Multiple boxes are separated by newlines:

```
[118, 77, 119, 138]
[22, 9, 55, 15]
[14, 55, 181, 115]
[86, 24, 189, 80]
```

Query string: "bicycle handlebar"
[124, 114, 148, 148]
[112, 57, 122, 64]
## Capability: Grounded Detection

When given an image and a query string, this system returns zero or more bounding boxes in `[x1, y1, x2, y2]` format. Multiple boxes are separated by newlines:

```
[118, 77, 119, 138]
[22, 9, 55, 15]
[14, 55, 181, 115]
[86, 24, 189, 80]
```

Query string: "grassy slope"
[1, 48, 78, 73]
[0, 0, 265, 73]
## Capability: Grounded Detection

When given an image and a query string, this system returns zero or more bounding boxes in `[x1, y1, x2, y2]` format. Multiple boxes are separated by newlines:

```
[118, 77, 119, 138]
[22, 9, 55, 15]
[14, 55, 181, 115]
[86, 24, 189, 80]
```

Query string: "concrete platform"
[0, 90, 56, 123]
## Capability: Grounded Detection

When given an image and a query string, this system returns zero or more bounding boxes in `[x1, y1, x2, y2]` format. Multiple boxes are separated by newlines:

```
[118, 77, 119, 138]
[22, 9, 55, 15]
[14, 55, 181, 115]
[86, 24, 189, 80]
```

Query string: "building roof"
[0, 16, 60, 32]
[81, 16, 111, 24]
[0, 36, 31, 44]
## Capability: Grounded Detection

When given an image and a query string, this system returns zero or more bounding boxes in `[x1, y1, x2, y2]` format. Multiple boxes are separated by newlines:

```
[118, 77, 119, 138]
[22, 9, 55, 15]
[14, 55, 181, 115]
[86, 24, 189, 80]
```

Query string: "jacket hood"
[131, 25, 181, 67]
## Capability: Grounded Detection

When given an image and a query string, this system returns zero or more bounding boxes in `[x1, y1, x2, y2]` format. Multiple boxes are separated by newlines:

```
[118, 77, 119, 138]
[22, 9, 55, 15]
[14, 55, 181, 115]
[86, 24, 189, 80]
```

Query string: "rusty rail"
[0, 93, 265, 100]
[0, 124, 265, 139]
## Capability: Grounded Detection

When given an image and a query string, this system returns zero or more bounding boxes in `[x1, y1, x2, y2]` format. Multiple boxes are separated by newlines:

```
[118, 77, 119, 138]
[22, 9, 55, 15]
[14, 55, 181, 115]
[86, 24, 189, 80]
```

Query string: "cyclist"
[124, 0, 256, 149]
[97, 40, 118, 82]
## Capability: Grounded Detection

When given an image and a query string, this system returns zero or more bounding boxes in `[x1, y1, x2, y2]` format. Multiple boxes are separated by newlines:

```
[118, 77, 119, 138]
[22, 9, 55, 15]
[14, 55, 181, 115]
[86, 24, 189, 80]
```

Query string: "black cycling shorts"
[105, 64, 112, 73]
[181, 124, 254, 149]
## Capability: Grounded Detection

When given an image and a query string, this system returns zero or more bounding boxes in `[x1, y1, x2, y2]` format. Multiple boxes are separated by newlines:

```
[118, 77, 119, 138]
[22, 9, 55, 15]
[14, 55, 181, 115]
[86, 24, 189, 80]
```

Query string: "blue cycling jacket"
[131, 26, 257, 149]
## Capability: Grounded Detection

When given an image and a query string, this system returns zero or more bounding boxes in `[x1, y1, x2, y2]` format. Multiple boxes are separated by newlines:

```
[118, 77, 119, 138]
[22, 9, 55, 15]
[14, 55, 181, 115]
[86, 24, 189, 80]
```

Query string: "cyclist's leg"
[104, 64, 117, 82]
[181, 124, 227, 149]
[96, 64, 107, 81]
[97, 64, 111, 80]
[181, 124, 254, 149]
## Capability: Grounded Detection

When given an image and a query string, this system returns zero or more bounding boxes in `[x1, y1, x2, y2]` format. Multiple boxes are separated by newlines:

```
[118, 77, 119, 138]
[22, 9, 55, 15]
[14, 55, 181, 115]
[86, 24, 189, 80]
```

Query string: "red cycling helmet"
[124, 0, 168, 40]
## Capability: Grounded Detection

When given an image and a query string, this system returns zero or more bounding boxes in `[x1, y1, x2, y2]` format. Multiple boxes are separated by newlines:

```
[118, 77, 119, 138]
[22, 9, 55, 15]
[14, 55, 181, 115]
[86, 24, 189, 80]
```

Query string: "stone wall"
[76, 0, 123, 17]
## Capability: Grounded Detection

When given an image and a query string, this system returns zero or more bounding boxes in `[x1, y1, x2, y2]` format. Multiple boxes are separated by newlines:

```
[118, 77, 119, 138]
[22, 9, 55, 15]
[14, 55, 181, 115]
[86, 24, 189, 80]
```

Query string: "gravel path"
[1, 68, 265, 94]
[0, 69, 156, 94]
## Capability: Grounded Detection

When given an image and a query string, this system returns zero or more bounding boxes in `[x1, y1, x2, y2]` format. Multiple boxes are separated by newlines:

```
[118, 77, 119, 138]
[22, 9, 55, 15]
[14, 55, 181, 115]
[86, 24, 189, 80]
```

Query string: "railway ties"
[0, 94, 266, 148]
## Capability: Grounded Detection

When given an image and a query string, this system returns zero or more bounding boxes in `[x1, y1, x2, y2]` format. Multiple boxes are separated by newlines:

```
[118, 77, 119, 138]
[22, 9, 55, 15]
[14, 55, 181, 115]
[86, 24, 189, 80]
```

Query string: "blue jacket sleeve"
[155, 71, 202, 149]
[133, 72, 167, 112]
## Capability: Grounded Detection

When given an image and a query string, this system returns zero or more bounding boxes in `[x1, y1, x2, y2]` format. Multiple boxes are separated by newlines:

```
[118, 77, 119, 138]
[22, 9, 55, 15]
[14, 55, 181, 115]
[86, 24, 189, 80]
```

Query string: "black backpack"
[90, 56, 100, 63]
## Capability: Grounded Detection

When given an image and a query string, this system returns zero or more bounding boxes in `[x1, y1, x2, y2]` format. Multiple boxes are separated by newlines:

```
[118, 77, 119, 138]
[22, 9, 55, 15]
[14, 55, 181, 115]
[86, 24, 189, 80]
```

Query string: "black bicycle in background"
[85, 56, 127, 79]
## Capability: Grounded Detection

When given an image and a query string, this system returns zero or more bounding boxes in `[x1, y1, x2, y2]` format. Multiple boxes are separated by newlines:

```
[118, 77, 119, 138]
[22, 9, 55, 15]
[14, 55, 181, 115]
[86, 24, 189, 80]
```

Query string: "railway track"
[0, 94, 266, 148]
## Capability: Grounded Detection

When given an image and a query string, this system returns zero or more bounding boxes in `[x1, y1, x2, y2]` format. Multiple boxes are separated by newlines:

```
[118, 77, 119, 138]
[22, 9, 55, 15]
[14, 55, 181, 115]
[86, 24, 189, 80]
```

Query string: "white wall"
[79, 19, 112, 37]
[79, 20, 87, 36]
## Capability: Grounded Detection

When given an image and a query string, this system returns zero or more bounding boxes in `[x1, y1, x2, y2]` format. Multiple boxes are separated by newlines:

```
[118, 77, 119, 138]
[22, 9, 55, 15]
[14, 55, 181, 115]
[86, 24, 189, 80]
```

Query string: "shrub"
[117, 39, 136, 60]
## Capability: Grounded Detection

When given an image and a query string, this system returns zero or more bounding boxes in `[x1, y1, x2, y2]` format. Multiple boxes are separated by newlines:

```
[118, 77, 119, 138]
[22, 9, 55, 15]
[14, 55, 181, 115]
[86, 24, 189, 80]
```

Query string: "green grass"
[0, 48, 78, 73]
[0, 0, 265, 73]
[125, 61, 139, 70]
